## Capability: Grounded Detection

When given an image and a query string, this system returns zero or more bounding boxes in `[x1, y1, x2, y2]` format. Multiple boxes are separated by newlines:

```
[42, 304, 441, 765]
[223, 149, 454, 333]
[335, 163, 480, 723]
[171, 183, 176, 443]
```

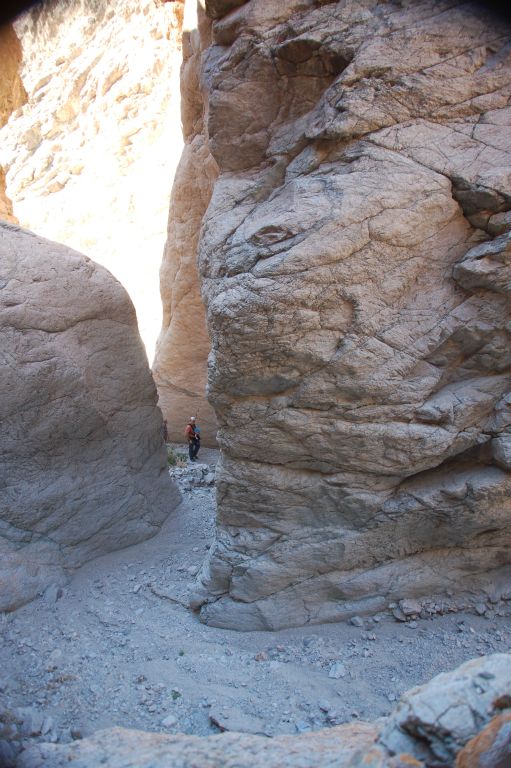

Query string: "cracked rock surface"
[0, 222, 179, 612]
[174, 0, 511, 629]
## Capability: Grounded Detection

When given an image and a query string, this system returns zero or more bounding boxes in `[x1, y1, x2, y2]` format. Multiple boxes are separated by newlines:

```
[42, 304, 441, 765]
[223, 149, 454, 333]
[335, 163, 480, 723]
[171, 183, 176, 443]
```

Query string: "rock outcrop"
[0, 222, 179, 612]
[15, 654, 511, 768]
[0, 0, 184, 361]
[0, 23, 26, 222]
[176, 0, 511, 629]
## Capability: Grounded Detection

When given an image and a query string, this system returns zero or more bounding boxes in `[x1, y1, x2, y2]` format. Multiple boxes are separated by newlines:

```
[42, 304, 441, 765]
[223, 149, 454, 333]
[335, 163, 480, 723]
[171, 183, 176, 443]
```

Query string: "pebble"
[161, 714, 177, 728]
[350, 616, 364, 628]
[328, 662, 346, 679]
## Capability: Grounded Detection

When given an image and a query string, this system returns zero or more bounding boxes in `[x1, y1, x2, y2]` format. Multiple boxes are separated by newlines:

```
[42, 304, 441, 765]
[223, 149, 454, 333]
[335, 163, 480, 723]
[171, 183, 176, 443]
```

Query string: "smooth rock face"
[0, 223, 180, 612]
[186, 0, 511, 629]
[153, 0, 218, 445]
[0, 0, 184, 360]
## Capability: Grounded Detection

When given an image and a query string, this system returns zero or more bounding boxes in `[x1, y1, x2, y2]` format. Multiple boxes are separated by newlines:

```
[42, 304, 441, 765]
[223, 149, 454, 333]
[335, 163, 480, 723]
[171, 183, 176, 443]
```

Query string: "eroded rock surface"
[0, 0, 184, 359]
[0, 222, 179, 612]
[181, 0, 511, 629]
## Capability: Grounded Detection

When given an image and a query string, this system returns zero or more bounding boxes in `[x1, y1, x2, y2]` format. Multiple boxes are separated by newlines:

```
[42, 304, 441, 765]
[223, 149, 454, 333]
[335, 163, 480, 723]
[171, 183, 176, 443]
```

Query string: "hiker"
[185, 416, 198, 462]
[192, 422, 201, 461]
[161, 419, 168, 444]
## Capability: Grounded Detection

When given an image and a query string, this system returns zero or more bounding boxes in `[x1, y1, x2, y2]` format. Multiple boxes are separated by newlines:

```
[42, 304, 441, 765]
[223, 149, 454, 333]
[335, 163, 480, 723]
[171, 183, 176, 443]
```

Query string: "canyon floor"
[2, 446, 511, 750]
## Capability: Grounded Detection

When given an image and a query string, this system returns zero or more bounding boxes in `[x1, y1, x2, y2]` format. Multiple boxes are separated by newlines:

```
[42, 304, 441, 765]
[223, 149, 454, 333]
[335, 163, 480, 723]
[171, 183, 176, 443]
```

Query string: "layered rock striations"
[186, 0, 511, 629]
[153, 0, 218, 446]
[0, 0, 184, 361]
[0, 223, 180, 612]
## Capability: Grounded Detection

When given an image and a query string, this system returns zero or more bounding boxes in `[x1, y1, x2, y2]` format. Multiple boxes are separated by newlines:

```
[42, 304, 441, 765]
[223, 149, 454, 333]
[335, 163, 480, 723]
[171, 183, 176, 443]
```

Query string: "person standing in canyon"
[185, 416, 199, 462]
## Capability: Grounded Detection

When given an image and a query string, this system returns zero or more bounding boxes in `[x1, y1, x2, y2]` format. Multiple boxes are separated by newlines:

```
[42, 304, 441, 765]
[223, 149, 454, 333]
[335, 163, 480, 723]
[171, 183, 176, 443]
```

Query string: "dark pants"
[189, 440, 200, 461]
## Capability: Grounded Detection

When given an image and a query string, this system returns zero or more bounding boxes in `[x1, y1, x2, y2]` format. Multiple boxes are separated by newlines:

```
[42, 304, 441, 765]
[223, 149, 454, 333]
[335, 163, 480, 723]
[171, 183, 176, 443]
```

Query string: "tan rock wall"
[0, 222, 180, 612]
[0, 0, 184, 362]
[153, 0, 218, 445]
[184, 0, 511, 629]
[0, 23, 26, 222]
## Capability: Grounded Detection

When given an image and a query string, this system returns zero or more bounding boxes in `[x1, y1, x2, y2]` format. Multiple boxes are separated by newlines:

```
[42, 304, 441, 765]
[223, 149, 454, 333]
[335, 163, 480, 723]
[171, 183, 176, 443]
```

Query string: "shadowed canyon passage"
[1, 0, 511, 766]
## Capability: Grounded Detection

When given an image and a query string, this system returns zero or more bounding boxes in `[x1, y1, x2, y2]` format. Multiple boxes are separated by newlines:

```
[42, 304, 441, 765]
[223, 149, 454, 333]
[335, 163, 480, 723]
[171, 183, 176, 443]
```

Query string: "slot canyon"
[1, 0, 511, 766]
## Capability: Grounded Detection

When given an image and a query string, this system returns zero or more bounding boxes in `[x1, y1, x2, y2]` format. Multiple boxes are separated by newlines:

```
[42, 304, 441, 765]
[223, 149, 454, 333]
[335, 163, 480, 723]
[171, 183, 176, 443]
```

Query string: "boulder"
[380, 654, 511, 766]
[0, 223, 180, 611]
[182, 0, 511, 630]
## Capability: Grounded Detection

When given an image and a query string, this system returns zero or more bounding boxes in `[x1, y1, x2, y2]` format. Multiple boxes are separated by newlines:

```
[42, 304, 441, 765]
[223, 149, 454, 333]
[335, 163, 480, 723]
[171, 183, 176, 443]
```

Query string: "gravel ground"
[1, 445, 511, 751]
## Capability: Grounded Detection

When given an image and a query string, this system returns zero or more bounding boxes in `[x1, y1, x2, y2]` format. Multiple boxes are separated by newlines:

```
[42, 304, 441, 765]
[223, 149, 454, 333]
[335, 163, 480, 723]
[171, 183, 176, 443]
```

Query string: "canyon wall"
[153, 0, 218, 446]
[182, 0, 511, 629]
[0, 222, 180, 612]
[0, 0, 184, 364]
[0, 23, 25, 222]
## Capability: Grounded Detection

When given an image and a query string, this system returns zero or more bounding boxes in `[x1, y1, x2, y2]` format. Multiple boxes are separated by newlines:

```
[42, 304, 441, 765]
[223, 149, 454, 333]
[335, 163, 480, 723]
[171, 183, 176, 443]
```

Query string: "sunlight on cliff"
[0, 0, 187, 364]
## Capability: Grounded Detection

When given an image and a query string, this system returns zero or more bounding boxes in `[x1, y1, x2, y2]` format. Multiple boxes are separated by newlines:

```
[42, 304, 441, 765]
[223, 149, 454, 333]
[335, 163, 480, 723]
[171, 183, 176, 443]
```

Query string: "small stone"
[133, 584, 142, 594]
[255, 651, 268, 662]
[187, 566, 199, 576]
[475, 603, 487, 616]
[295, 720, 310, 733]
[328, 662, 346, 679]
[399, 599, 422, 617]
[161, 714, 177, 728]
[350, 616, 364, 627]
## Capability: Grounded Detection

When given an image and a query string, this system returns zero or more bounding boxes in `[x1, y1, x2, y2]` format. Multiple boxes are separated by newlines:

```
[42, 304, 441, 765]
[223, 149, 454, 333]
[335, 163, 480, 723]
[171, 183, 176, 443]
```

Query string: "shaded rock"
[189, 0, 511, 630]
[379, 654, 511, 766]
[0, 223, 180, 612]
